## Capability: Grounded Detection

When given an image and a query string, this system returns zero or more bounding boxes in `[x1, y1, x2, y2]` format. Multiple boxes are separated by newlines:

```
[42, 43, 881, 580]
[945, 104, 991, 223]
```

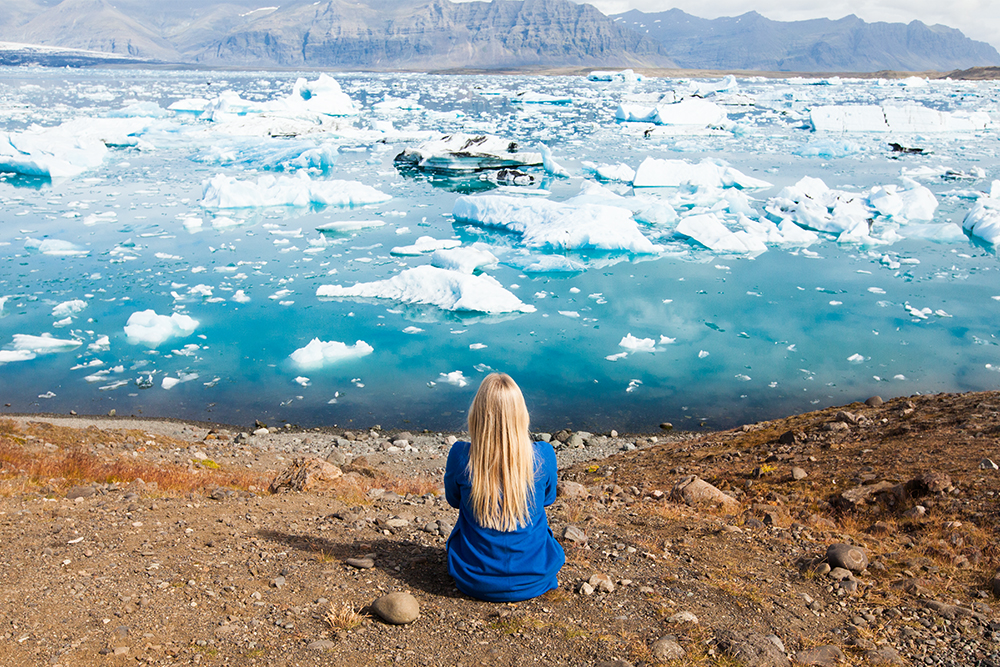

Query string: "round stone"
[371, 592, 419, 625]
[827, 543, 868, 573]
[651, 637, 685, 661]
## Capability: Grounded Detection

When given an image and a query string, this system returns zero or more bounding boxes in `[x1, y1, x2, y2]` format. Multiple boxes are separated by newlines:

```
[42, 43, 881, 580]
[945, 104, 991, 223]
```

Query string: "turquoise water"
[1, 68, 998, 431]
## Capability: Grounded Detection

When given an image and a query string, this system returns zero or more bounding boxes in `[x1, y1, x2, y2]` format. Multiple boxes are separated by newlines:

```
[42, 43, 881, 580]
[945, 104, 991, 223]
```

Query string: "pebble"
[650, 637, 685, 661]
[579, 582, 594, 595]
[828, 567, 853, 581]
[346, 557, 375, 569]
[665, 611, 698, 624]
[307, 640, 336, 650]
[980, 458, 998, 471]
[588, 573, 614, 593]
[253, 428, 269, 436]
[371, 592, 420, 625]
[865, 395, 884, 407]
[903, 505, 927, 520]
[791, 467, 808, 480]
[563, 525, 587, 544]
[795, 645, 846, 667]
[270, 576, 285, 589]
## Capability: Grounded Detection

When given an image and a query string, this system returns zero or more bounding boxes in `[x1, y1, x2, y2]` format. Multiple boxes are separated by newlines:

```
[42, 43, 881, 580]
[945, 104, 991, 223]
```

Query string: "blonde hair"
[467, 373, 535, 532]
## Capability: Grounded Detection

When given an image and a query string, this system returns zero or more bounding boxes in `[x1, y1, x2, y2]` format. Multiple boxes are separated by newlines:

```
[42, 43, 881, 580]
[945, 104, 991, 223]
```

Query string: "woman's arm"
[444, 441, 465, 509]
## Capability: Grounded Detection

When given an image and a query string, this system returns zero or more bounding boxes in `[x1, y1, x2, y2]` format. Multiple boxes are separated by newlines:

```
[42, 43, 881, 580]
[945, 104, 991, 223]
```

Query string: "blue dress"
[444, 440, 565, 602]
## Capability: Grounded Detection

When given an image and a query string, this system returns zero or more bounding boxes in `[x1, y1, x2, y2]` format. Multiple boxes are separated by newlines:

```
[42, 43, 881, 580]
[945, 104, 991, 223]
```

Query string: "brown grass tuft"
[325, 602, 364, 631]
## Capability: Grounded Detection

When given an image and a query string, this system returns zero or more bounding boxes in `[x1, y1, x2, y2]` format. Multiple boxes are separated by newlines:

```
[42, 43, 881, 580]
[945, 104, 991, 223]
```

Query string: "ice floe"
[810, 104, 991, 133]
[10, 333, 82, 355]
[632, 157, 772, 190]
[289, 338, 374, 370]
[962, 181, 1000, 245]
[617, 98, 730, 133]
[430, 246, 499, 274]
[124, 310, 199, 347]
[588, 69, 643, 83]
[452, 194, 660, 253]
[394, 134, 542, 173]
[200, 173, 391, 209]
[390, 236, 462, 256]
[317, 265, 535, 314]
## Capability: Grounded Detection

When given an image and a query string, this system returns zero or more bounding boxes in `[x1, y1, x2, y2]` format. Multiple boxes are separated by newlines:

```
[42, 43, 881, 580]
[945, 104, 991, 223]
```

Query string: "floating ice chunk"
[436, 371, 469, 388]
[52, 299, 86, 318]
[124, 310, 199, 347]
[0, 350, 36, 363]
[231, 290, 250, 303]
[868, 178, 937, 221]
[0, 117, 151, 178]
[316, 220, 386, 233]
[201, 173, 391, 209]
[963, 182, 1000, 245]
[539, 144, 570, 177]
[373, 96, 423, 112]
[811, 104, 991, 133]
[847, 353, 865, 363]
[318, 265, 535, 314]
[581, 161, 635, 183]
[24, 238, 88, 256]
[452, 195, 659, 253]
[626, 379, 642, 393]
[558, 311, 580, 318]
[605, 352, 628, 361]
[676, 213, 766, 254]
[294, 376, 311, 387]
[617, 98, 729, 130]
[431, 246, 499, 274]
[394, 134, 542, 173]
[619, 334, 657, 352]
[632, 157, 771, 190]
[469, 343, 487, 350]
[203, 74, 358, 119]
[403, 326, 424, 334]
[698, 350, 709, 358]
[88, 335, 110, 352]
[765, 176, 871, 236]
[568, 181, 676, 225]
[168, 97, 209, 112]
[11, 333, 82, 353]
[520, 256, 588, 273]
[510, 91, 571, 105]
[588, 69, 643, 83]
[162, 372, 199, 390]
[289, 338, 374, 369]
[390, 236, 462, 256]
[161, 377, 180, 390]
[904, 303, 932, 320]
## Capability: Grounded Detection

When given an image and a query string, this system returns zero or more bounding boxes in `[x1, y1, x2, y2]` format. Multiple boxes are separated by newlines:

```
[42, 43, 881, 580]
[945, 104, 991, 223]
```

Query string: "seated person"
[444, 372, 565, 602]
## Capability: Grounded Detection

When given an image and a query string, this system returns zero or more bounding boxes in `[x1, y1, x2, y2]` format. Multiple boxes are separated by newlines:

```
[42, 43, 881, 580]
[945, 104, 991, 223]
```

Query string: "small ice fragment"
[161, 377, 179, 390]
[403, 326, 424, 334]
[619, 334, 657, 352]
[38, 391, 56, 399]
[829, 301, 842, 306]
[558, 311, 580, 318]
[440, 371, 469, 387]
[605, 352, 628, 362]
[848, 353, 865, 363]
[659, 336, 676, 344]
[231, 290, 250, 303]
[124, 311, 199, 347]
[894, 374, 907, 381]
[539, 144, 570, 177]
[289, 339, 374, 370]
[626, 379, 642, 393]
[294, 376, 311, 387]
[469, 343, 487, 350]
[698, 350, 709, 358]
[12, 334, 82, 354]
[735, 374, 751, 381]
[52, 299, 87, 318]
[316, 220, 386, 233]
[868, 287, 886, 294]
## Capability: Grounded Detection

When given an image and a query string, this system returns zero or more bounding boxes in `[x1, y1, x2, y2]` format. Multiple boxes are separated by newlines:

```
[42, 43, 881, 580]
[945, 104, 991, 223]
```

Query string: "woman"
[444, 373, 565, 602]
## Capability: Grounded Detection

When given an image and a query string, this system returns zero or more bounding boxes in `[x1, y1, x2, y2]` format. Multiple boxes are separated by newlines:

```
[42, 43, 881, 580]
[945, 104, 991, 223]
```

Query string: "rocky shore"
[1, 391, 999, 666]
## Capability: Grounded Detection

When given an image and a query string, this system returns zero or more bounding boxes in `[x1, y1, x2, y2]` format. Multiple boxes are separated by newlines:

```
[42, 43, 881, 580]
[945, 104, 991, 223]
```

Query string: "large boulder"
[269, 457, 342, 493]
[671, 475, 739, 511]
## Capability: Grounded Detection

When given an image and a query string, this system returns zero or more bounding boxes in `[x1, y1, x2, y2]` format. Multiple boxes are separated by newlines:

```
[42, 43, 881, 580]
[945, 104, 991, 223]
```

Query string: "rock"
[556, 481, 588, 499]
[715, 630, 790, 667]
[671, 475, 739, 511]
[651, 637, 685, 661]
[588, 573, 614, 593]
[919, 471, 952, 494]
[579, 582, 595, 595]
[835, 410, 858, 424]
[385, 518, 409, 528]
[371, 592, 419, 625]
[826, 543, 868, 573]
[791, 467, 808, 481]
[113, 646, 128, 656]
[821, 421, 849, 432]
[307, 639, 336, 650]
[864, 646, 904, 665]
[269, 457, 342, 493]
[794, 645, 846, 666]
[992, 571, 1000, 598]
[566, 433, 585, 448]
[271, 575, 285, 588]
[813, 563, 832, 576]
[891, 577, 930, 597]
[659, 422, 673, 431]
[778, 430, 798, 445]
[902, 505, 926, 520]
[563, 525, 587, 544]
[253, 427, 269, 436]
[828, 567, 853, 581]
[980, 458, 998, 470]
[346, 557, 374, 569]
[65, 485, 96, 500]
[865, 396, 884, 407]
[838, 481, 894, 508]
[594, 661, 633, 667]
[666, 611, 699, 624]
[766, 635, 785, 653]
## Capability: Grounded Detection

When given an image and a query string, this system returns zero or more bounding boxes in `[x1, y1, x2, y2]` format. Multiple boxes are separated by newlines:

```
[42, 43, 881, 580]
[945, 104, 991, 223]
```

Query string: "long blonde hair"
[467, 373, 535, 532]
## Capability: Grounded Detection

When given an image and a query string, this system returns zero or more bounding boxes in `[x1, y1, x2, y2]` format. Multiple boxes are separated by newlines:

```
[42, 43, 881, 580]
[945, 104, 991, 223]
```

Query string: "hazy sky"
[578, 0, 1000, 50]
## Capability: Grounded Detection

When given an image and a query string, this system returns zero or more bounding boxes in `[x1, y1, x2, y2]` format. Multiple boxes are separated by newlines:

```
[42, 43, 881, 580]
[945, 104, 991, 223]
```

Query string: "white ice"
[587, 69, 643, 83]
[430, 246, 499, 274]
[24, 238, 88, 256]
[452, 194, 660, 254]
[317, 265, 536, 314]
[316, 220, 386, 232]
[632, 157, 772, 190]
[676, 213, 768, 254]
[52, 299, 87, 318]
[10, 333, 82, 355]
[395, 134, 542, 173]
[616, 98, 729, 131]
[810, 104, 991, 133]
[289, 338, 374, 370]
[201, 173, 391, 209]
[439, 370, 469, 387]
[390, 236, 462, 256]
[963, 181, 1000, 245]
[582, 161, 636, 183]
[124, 310, 199, 347]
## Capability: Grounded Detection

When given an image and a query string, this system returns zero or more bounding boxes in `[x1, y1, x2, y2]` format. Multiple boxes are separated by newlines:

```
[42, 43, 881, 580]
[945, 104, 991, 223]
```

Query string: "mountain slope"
[615, 9, 1000, 72]
[200, 0, 677, 69]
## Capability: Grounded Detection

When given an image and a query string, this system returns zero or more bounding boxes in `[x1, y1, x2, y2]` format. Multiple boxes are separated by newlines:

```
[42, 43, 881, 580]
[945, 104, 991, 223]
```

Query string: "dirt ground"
[0, 390, 998, 666]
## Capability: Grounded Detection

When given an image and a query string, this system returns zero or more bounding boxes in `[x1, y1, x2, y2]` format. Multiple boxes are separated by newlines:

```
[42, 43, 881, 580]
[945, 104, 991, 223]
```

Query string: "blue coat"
[444, 440, 565, 602]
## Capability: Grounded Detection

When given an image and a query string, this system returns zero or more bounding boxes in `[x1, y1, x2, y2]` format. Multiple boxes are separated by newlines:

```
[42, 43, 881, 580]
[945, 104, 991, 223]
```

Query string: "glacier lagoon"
[0, 67, 998, 432]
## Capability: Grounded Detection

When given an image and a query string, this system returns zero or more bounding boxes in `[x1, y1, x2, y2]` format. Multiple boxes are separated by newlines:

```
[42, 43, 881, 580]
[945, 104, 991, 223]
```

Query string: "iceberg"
[24, 238, 88, 256]
[676, 214, 767, 254]
[963, 181, 1000, 244]
[868, 178, 938, 221]
[0, 350, 35, 364]
[52, 299, 87, 318]
[616, 98, 730, 132]
[452, 194, 660, 253]
[289, 338, 374, 369]
[317, 265, 536, 314]
[582, 161, 636, 183]
[394, 134, 542, 173]
[10, 334, 82, 354]
[510, 91, 572, 105]
[568, 181, 676, 226]
[633, 157, 772, 190]
[588, 69, 643, 83]
[811, 104, 991, 133]
[431, 246, 499, 274]
[200, 173, 391, 209]
[316, 220, 386, 233]
[765, 176, 872, 236]
[390, 236, 462, 256]
[124, 310, 199, 347]
[202, 74, 358, 119]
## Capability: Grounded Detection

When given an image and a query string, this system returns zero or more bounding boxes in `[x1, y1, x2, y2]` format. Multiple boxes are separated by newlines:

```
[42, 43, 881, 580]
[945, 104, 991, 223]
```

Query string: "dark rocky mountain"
[614, 9, 1000, 72]
[0, 0, 997, 72]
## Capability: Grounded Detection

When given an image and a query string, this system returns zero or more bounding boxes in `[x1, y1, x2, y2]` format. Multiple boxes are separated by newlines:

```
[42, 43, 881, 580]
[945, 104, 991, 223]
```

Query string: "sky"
[578, 0, 1000, 51]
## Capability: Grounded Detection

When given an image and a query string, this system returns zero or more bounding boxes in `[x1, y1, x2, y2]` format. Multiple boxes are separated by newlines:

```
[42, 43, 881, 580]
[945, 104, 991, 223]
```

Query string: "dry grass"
[0, 422, 268, 496]
[325, 602, 364, 631]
